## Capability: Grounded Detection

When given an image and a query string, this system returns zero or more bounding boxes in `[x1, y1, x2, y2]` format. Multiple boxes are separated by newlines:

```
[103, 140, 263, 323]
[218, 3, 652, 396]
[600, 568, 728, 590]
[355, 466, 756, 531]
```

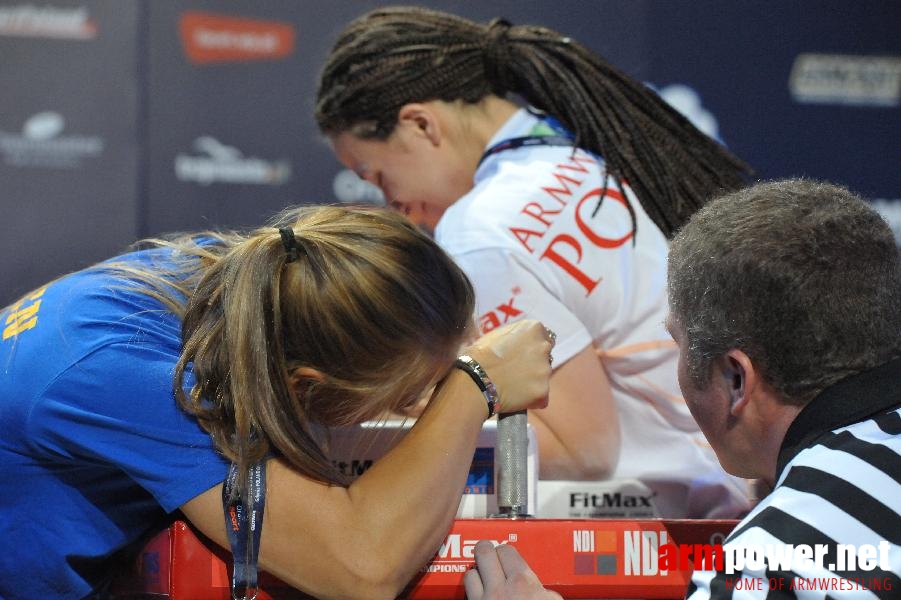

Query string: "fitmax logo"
[479, 295, 523, 334]
[435, 534, 515, 561]
[570, 492, 655, 509]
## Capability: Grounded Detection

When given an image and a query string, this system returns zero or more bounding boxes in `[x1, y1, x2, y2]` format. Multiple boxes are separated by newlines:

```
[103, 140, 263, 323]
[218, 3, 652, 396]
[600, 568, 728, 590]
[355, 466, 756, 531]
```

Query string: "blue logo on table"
[464, 447, 495, 494]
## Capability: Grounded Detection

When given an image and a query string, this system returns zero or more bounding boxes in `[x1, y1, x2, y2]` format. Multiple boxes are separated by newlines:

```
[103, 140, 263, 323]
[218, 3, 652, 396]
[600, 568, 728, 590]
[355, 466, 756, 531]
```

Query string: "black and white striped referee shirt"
[686, 357, 901, 599]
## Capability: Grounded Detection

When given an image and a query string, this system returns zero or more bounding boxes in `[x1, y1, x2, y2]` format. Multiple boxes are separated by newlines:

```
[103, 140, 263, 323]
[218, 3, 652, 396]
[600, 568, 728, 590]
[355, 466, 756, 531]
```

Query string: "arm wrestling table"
[110, 418, 736, 599]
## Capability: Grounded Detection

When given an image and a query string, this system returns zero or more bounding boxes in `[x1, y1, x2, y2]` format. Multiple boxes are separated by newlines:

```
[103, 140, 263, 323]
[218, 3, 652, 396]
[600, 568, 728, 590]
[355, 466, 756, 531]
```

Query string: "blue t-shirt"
[0, 247, 229, 599]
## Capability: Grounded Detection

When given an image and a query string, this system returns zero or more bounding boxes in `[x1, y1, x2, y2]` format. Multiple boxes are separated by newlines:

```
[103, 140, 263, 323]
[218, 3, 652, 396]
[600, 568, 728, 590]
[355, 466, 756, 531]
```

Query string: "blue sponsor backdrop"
[0, 0, 140, 304]
[1, 0, 899, 305]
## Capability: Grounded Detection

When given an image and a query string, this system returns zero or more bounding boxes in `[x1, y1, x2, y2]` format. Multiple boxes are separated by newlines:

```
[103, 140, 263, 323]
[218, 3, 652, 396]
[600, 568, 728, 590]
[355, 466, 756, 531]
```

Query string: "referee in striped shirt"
[667, 179, 901, 599]
[464, 178, 900, 600]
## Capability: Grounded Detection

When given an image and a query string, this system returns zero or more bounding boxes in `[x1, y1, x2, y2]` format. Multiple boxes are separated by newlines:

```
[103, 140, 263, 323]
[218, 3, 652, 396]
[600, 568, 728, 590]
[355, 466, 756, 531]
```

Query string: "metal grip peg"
[494, 410, 529, 517]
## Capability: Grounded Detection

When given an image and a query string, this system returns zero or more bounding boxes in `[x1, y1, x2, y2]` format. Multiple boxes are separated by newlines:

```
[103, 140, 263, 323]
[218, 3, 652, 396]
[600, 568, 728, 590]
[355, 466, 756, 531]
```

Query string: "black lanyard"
[477, 133, 575, 167]
[477, 111, 576, 168]
[222, 461, 267, 600]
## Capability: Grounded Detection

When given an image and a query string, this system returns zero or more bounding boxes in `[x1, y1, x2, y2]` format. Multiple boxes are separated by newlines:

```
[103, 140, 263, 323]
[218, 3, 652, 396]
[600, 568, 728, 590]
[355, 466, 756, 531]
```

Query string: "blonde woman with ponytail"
[0, 205, 552, 600]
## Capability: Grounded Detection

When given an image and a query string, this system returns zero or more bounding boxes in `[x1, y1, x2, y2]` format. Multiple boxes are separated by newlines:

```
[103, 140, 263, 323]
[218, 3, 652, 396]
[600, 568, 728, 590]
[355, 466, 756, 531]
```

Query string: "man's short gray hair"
[667, 179, 901, 405]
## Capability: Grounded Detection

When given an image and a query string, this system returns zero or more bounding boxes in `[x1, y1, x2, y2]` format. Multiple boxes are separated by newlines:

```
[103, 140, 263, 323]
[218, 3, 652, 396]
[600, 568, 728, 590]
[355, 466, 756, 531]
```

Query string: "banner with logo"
[641, 0, 901, 234]
[1, 0, 898, 306]
[143, 3, 305, 235]
[141, 0, 651, 237]
[0, 0, 139, 305]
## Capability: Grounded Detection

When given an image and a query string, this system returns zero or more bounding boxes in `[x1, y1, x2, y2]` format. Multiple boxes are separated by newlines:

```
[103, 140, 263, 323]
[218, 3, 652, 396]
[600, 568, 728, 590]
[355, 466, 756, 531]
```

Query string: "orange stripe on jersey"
[593, 339, 677, 358]
[635, 373, 687, 405]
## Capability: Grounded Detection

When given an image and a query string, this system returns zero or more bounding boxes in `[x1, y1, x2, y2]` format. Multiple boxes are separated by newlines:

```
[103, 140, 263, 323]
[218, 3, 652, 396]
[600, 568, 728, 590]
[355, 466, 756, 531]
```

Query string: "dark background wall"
[2, 0, 899, 306]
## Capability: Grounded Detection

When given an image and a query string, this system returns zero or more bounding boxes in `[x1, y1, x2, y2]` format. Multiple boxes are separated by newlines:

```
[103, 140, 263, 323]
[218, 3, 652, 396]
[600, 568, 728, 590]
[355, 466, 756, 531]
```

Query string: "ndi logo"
[572, 529, 669, 577]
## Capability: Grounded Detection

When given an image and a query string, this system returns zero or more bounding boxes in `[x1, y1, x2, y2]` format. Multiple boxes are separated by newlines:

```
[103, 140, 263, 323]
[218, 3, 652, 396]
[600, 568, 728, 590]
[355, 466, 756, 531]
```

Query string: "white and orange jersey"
[436, 108, 750, 518]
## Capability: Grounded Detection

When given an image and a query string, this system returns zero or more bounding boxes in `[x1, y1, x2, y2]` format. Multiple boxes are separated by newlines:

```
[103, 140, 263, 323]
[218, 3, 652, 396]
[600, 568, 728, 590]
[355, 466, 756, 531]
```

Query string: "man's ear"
[397, 103, 442, 146]
[723, 349, 755, 416]
[288, 367, 325, 395]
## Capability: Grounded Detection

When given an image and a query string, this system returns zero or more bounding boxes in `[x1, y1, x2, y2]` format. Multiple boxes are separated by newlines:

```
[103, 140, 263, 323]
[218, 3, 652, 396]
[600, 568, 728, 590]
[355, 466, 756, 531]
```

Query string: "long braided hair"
[315, 5, 753, 238]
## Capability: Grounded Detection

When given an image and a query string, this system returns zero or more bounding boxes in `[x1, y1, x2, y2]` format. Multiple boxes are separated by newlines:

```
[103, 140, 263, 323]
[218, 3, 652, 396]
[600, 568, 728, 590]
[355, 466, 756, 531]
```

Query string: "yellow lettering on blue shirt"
[3, 286, 48, 341]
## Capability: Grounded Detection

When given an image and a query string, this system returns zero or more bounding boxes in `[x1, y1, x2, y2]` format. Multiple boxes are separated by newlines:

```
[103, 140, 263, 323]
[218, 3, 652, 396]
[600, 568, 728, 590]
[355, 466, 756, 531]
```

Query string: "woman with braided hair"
[317, 5, 754, 517]
[0, 205, 553, 599]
